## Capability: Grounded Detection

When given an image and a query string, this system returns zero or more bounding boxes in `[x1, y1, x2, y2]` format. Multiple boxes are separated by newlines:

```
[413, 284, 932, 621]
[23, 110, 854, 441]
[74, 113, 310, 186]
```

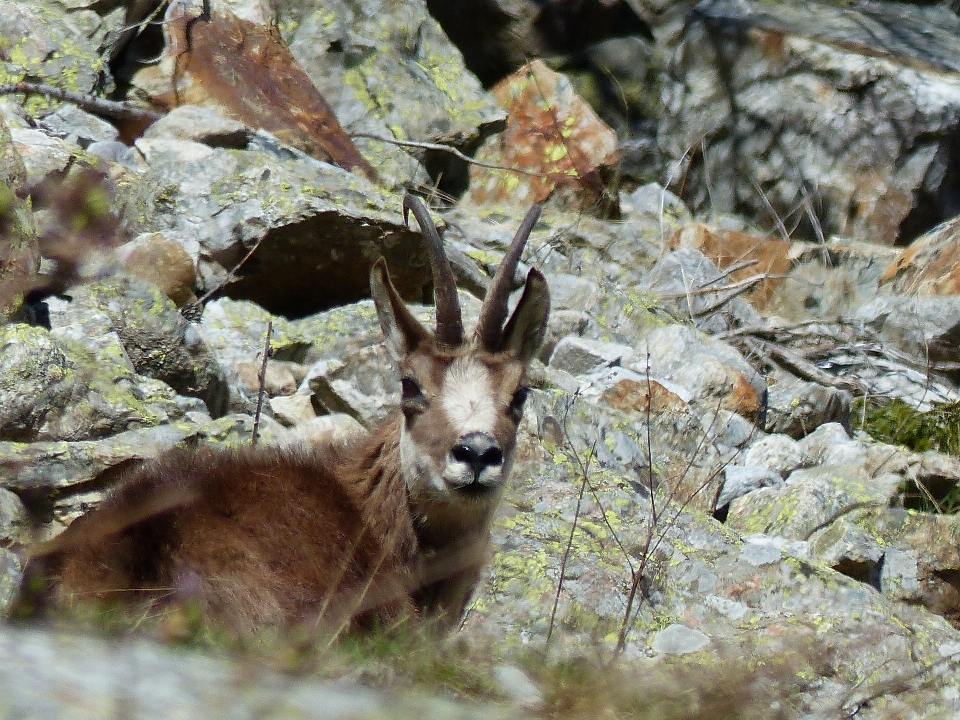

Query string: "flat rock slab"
[0, 625, 506, 720]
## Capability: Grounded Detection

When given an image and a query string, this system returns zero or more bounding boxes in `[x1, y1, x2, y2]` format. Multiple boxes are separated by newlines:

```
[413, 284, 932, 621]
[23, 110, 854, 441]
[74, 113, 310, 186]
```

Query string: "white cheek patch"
[400, 424, 444, 494]
[440, 357, 497, 436]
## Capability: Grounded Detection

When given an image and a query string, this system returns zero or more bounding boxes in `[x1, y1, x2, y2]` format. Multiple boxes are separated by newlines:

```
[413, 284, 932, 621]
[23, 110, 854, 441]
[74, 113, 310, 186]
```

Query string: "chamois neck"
[345, 412, 499, 553]
[337, 413, 416, 559]
[411, 493, 499, 552]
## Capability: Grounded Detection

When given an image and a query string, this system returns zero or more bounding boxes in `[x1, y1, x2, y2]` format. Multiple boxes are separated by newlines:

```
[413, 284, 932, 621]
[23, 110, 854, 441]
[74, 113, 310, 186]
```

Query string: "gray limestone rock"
[716, 464, 783, 509]
[142, 105, 253, 148]
[855, 294, 960, 384]
[0, 624, 499, 720]
[638, 248, 763, 333]
[626, 323, 767, 425]
[200, 297, 310, 414]
[120, 142, 439, 318]
[545, 273, 603, 315]
[651, 624, 711, 655]
[726, 463, 900, 541]
[548, 336, 634, 377]
[764, 374, 851, 439]
[38, 104, 119, 146]
[660, 0, 960, 245]
[0, 1, 115, 116]
[285, 0, 505, 191]
[743, 433, 806, 478]
[0, 323, 191, 442]
[0, 423, 202, 531]
[9, 128, 78, 192]
[65, 278, 229, 417]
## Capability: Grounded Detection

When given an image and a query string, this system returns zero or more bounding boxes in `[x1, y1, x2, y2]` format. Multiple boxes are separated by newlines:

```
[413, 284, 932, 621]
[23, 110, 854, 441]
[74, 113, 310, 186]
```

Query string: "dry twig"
[350, 133, 545, 178]
[0, 82, 162, 123]
[251, 320, 273, 444]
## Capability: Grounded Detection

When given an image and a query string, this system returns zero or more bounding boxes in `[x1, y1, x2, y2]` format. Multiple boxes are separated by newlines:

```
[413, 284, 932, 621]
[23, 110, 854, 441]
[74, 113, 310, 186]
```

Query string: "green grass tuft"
[855, 397, 960, 512]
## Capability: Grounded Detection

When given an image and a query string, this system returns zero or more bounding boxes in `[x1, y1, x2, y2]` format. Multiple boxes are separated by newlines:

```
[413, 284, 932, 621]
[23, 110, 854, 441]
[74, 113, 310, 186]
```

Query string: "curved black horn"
[475, 204, 541, 351]
[402, 195, 463, 348]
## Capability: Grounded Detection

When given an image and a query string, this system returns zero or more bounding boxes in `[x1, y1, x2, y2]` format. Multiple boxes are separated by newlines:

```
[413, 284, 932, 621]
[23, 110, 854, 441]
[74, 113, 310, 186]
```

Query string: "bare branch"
[351, 132, 546, 177]
[0, 81, 162, 123]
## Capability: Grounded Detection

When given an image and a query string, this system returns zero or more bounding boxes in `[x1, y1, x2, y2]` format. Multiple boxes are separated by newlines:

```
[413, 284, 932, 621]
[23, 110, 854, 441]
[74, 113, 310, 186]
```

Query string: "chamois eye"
[508, 386, 531, 420]
[400, 376, 426, 415]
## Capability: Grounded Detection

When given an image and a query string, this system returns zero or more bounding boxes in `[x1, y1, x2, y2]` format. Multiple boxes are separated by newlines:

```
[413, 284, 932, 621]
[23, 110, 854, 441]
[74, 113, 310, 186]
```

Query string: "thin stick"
[689, 275, 769, 317]
[350, 132, 545, 177]
[194, 235, 266, 306]
[547, 395, 594, 645]
[251, 320, 272, 444]
[656, 271, 773, 299]
[0, 81, 162, 123]
[547, 448, 591, 645]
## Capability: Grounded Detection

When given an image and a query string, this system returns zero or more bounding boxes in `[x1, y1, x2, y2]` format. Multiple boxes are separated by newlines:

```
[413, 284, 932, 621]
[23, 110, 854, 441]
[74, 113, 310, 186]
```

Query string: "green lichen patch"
[0, 2, 111, 115]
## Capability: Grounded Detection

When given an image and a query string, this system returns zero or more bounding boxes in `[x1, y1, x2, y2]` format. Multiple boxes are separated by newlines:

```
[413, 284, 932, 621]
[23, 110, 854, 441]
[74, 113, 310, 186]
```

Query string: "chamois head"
[370, 196, 549, 530]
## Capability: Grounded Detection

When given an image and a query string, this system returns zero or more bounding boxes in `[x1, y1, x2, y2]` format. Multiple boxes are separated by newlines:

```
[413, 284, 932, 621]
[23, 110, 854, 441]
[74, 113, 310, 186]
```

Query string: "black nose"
[451, 432, 503, 481]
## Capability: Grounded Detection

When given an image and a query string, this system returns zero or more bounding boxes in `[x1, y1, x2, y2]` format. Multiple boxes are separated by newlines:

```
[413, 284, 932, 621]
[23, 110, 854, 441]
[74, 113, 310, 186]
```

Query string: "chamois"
[18, 195, 550, 635]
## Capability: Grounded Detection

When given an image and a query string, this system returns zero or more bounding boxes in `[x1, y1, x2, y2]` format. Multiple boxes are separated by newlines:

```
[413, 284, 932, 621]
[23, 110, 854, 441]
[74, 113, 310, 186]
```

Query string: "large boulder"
[60, 278, 229, 416]
[285, 0, 505, 191]
[119, 140, 436, 317]
[0, 0, 119, 114]
[0, 323, 192, 442]
[660, 0, 960, 245]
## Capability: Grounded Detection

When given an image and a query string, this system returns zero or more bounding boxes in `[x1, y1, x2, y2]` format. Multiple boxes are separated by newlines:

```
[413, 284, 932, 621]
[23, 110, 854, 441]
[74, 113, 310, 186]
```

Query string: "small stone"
[545, 273, 602, 314]
[118, 233, 198, 308]
[291, 414, 368, 447]
[717, 465, 783, 508]
[549, 336, 634, 376]
[744, 434, 806, 477]
[142, 104, 252, 148]
[493, 664, 542, 709]
[651, 624, 710, 655]
[40, 104, 119, 145]
[269, 392, 316, 428]
[737, 539, 783, 567]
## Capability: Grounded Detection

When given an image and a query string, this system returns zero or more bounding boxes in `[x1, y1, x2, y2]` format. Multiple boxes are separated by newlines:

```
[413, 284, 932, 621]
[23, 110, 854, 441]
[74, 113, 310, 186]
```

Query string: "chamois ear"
[370, 258, 431, 360]
[500, 268, 550, 364]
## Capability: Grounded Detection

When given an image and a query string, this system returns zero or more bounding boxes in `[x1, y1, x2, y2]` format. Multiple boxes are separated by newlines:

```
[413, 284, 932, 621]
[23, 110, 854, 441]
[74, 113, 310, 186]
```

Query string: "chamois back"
[24, 427, 417, 633]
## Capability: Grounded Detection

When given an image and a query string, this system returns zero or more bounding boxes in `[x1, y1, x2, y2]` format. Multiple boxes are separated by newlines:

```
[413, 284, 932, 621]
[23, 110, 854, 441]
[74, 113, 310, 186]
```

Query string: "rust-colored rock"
[141, 4, 375, 180]
[119, 235, 197, 309]
[880, 216, 960, 296]
[671, 223, 792, 310]
[601, 377, 687, 415]
[467, 60, 619, 217]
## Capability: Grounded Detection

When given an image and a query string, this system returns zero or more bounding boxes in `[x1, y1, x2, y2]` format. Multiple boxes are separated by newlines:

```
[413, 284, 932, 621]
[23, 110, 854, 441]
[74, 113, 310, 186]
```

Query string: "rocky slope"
[2, 0, 960, 717]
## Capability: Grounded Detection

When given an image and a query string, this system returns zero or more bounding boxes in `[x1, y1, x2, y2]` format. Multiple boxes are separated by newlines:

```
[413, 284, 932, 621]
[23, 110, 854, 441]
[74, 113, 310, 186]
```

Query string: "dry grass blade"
[251, 320, 273, 444]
